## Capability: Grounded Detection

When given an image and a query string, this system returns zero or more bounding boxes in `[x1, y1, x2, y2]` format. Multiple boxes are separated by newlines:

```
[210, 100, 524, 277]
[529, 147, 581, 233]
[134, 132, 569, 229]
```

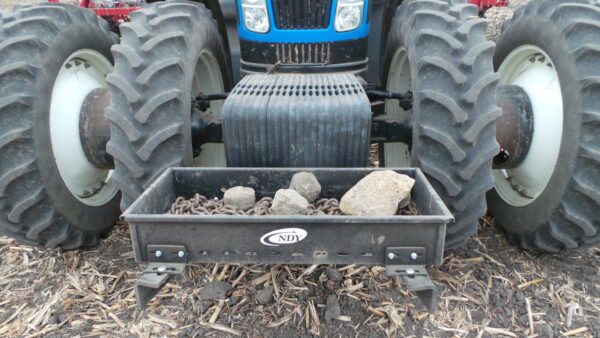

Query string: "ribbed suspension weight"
[222, 74, 372, 167]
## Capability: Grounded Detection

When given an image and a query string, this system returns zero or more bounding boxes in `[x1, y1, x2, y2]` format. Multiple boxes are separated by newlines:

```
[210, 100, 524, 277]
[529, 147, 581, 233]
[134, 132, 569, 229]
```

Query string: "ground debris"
[0, 216, 598, 337]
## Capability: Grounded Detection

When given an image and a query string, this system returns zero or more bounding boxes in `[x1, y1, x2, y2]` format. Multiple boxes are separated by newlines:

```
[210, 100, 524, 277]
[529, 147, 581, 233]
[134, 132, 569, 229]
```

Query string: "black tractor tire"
[489, 0, 600, 251]
[382, 0, 500, 248]
[0, 4, 120, 248]
[107, 0, 230, 210]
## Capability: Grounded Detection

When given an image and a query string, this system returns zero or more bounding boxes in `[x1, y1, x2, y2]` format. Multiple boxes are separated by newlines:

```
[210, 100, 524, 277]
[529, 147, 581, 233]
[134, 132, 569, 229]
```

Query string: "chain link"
[169, 194, 418, 216]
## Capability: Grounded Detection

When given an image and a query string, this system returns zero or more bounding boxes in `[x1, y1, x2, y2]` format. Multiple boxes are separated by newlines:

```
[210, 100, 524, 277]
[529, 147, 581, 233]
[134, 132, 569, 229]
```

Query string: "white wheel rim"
[191, 50, 226, 166]
[50, 49, 119, 207]
[192, 50, 225, 119]
[494, 45, 564, 207]
[384, 47, 412, 167]
[386, 47, 411, 122]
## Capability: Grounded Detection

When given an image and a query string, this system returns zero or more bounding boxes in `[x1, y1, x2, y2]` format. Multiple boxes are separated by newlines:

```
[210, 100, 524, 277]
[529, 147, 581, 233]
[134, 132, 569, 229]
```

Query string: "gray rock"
[340, 170, 415, 216]
[199, 300, 213, 314]
[271, 189, 309, 215]
[58, 312, 67, 323]
[289, 172, 321, 202]
[299, 288, 310, 302]
[228, 296, 240, 306]
[200, 281, 232, 300]
[223, 186, 256, 211]
[48, 314, 58, 325]
[535, 323, 553, 338]
[325, 294, 341, 322]
[325, 267, 343, 282]
[399, 194, 411, 209]
[255, 286, 274, 305]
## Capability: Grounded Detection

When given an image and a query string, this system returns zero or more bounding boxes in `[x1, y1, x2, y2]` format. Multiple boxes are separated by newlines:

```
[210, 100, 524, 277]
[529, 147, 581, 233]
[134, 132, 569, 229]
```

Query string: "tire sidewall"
[108, 2, 232, 210]
[381, 1, 500, 248]
[489, 17, 581, 233]
[33, 23, 120, 232]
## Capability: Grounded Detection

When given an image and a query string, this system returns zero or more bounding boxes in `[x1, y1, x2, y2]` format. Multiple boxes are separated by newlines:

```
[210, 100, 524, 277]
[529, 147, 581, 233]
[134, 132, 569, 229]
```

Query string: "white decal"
[260, 228, 307, 247]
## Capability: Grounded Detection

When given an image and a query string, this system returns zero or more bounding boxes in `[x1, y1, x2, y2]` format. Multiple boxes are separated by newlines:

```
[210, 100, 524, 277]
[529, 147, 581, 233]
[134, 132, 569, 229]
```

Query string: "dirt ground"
[0, 0, 599, 337]
[2, 219, 599, 337]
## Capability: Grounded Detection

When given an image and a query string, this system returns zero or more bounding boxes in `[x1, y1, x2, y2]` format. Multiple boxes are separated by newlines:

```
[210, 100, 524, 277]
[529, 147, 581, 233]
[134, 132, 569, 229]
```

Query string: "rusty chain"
[169, 194, 418, 216]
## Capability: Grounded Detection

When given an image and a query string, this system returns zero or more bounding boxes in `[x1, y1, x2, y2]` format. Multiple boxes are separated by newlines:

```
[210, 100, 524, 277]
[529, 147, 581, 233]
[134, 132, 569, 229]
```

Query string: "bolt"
[157, 266, 166, 273]
[155, 250, 163, 258]
[405, 268, 415, 275]
[387, 252, 395, 260]
[410, 252, 418, 260]
[178, 251, 185, 258]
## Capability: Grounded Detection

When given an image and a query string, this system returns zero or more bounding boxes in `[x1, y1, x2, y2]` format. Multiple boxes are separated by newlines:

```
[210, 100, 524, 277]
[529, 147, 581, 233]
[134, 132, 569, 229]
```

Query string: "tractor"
[0, 0, 598, 292]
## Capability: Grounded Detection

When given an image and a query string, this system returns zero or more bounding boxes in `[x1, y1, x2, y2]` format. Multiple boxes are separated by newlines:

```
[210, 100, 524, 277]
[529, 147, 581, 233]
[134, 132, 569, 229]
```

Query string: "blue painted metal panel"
[238, 0, 370, 43]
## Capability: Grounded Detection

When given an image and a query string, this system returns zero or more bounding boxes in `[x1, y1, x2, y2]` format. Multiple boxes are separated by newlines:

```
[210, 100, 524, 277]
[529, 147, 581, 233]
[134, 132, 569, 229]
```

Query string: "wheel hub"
[494, 85, 534, 169]
[80, 88, 114, 170]
[493, 46, 564, 207]
[50, 50, 118, 206]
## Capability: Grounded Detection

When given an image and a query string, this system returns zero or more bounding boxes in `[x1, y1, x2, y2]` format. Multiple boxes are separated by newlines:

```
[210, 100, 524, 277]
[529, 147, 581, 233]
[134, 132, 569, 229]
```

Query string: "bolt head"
[410, 252, 418, 260]
[178, 251, 185, 258]
[387, 252, 395, 260]
[155, 250, 162, 258]
[157, 266, 167, 273]
[405, 268, 415, 275]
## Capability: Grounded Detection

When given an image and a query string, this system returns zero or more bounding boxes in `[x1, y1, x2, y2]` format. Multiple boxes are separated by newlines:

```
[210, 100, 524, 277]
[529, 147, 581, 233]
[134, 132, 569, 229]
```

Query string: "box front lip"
[122, 167, 454, 224]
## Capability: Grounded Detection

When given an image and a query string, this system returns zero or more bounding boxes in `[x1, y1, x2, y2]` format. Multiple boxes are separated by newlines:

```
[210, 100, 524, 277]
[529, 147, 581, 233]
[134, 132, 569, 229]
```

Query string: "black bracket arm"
[384, 247, 438, 312]
[135, 245, 188, 309]
[193, 92, 230, 112]
[365, 89, 413, 111]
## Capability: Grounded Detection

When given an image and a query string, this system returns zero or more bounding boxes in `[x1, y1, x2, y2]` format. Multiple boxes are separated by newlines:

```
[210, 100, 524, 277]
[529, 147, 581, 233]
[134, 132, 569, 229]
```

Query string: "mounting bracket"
[384, 247, 438, 312]
[135, 245, 188, 309]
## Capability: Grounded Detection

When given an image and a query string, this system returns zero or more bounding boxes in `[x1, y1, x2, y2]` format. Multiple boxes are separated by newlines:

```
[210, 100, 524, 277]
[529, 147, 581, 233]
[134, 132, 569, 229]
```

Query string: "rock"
[48, 314, 58, 325]
[535, 323, 553, 338]
[299, 288, 310, 301]
[271, 189, 309, 215]
[57, 312, 67, 323]
[340, 170, 415, 216]
[515, 290, 525, 301]
[200, 281, 232, 300]
[325, 267, 343, 282]
[399, 194, 411, 209]
[200, 300, 213, 313]
[228, 296, 240, 306]
[223, 186, 256, 211]
[289, 172, 321, 202]
[179, 327, 197, 338]
[325, 295, 341, 322]
[255, 286, 274, 305]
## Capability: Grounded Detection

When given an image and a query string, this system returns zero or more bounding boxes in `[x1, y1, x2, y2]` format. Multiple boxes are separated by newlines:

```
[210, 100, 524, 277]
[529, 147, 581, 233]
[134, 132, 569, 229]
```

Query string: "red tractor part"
[470, 0, 509, 12]
[48, 0, 140, 26]
[48, 0, 507, 27]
